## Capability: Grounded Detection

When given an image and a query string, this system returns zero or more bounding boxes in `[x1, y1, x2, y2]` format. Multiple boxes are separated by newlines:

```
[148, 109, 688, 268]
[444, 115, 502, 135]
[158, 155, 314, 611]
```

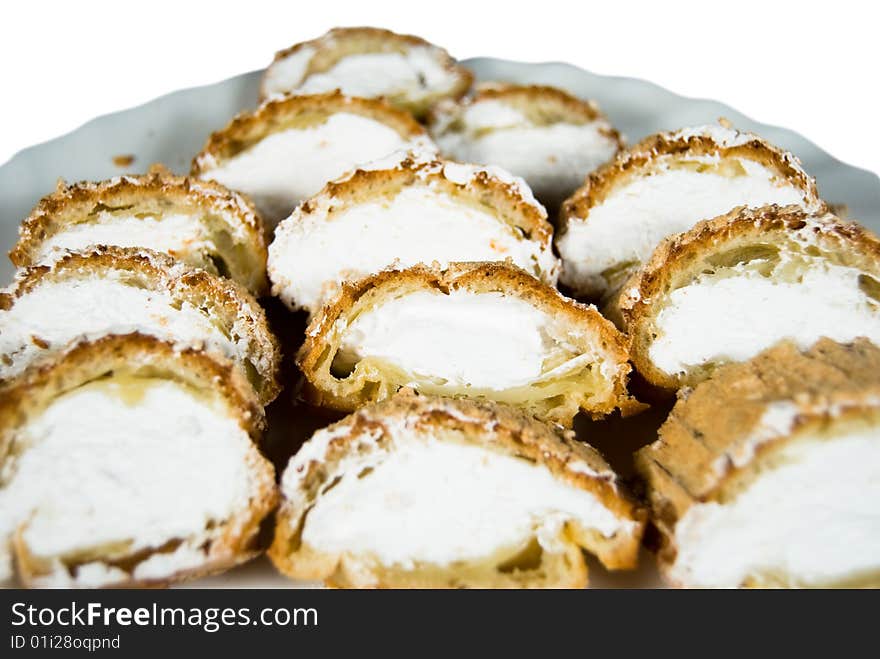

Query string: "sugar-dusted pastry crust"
[556, 123, 824, 300]
[439, 83, 616, 126]
[619, 205, 880, 391]
[260, 26, 473, 118]
[0, 246, 281, 403]
[10, 165, 268, 295]
[636, 338, 880, 588]
[297, 262, 642, 426]
[268, 152, 558, 313]
[0, 333, 276, 588]
[429, 83, 622, 210]
[270, 393, 645, 588]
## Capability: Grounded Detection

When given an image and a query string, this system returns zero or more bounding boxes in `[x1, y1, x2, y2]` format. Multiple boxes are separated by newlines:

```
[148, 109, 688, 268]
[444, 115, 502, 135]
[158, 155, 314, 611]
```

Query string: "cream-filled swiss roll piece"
[620, 205, 880, 392]
[260, 27, 473, 119]
[556, 123, 824, 300]
[297, 263, 641, 427]
[10, 165, 268, 295]
[191, 92, 436, 227]
[429, 84, 622, 211]
[637, 338, 880, 588]
[268, 154, 559, 313]
[0, 247, 281, 403]
[270, 393, 645, 588]
[0, 334, 277, 588]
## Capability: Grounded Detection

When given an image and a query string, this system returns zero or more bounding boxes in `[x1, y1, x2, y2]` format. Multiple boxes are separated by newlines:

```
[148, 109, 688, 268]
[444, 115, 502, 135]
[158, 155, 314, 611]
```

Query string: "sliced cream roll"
[556, 123, 823, 300]
[268, 155, 558, 313]
[270, 394, 644, 588]
[0, 334, 277, 588]
[637, 338, 880, 588]
[10, 166, 268, 295]
[429, 84, 622, 212]
[297, 263, 641, 427]
[620, 205, 880, 392]
[191, 92, 436, 227]
[0, 247, 281, 404]
[260, 27, 473, 119]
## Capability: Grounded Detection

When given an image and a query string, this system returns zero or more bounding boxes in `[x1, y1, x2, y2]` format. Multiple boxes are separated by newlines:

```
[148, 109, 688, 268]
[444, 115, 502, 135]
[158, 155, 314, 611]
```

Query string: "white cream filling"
[437, 115, 618, 205]
[269, 186, 555, 312]
[199, 113, 431, 224]
[266, 49, 459, 102]
[0, 377, 255, 584]
[261, 45, 315, 96]
[457, 100, 531, 131]
[649, 260, 880, 375]
[0, 276, 246, 381]
[670, 429, 880, 587]
[557, 159, 810, 293]
[298, 438, 628, 567]
[336, 290, 554, 390]
[35, 213, 212, 264]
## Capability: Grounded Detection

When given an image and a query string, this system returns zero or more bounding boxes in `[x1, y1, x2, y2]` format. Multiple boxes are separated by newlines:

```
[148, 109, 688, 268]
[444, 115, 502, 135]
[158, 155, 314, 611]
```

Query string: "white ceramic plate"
[2, 59, 878, 589]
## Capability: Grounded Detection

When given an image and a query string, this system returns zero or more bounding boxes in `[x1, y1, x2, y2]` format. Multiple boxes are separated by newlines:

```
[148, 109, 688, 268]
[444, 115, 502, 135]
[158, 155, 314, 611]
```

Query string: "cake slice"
[270, 393, 644, 588]
[429, 83, 622, 211]
[556, 123, 823, 300]
[620, 205, 880, 392]
[192, 92, 436, 226]
[0, 246, 281, 404]
[260, 26, 472, 119]
[0, 333, 277, 588]
[637, 338, 880, 588]
[297, 262, 641, 427]
[9, 165, 268, 295]
[268, 153, 558, 313]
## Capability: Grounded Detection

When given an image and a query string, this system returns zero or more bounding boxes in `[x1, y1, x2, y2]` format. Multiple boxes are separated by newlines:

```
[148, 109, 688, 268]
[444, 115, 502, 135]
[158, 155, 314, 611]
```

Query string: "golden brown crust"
[559, 126, 820, 227]
[619, 205, 880, 390]
[260, 27, 473, 117]
[1, 246, 282, 404]
[296, 262, 641, 426]
[474, 83, 606, 122]
[10, 165, 269, 295]
[429, 82, 622, 141]
[269, 393, 645, 587]
[0, 333, 277, 588]
[191, 91, 427, 175]
[635, 338, 880, 584]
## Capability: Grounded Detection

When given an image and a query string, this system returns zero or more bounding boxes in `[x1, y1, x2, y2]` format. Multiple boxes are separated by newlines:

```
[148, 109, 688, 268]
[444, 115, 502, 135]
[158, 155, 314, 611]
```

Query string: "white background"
[2, 0, 877, 174]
